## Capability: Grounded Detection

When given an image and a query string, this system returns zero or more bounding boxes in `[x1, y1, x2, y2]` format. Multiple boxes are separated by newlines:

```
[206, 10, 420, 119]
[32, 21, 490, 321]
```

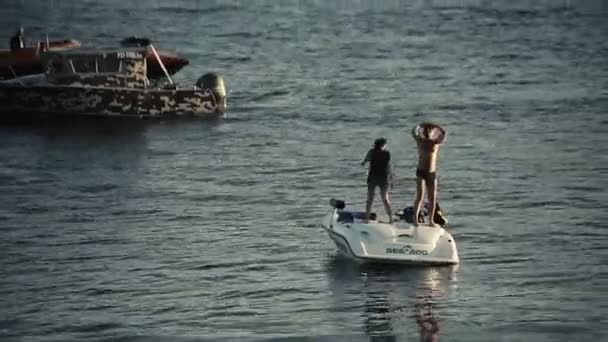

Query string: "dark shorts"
[416, 168, 437, 186]
[368, 178, 389, 193]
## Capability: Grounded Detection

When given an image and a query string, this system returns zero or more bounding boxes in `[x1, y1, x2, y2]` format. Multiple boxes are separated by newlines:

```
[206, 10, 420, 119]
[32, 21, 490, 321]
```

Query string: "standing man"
[361, 137, 394, 223]
[10, 27, 25, 50]
[412, 122, 446, 227]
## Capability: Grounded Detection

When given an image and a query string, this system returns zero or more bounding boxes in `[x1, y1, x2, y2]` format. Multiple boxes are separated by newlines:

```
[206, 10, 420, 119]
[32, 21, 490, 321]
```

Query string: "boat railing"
[6, 66, 24, 87]
[148, 44, 173, 85]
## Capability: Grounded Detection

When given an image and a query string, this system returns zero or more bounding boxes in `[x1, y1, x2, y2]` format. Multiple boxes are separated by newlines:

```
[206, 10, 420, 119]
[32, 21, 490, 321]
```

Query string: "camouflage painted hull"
[0, 85, 223, 120]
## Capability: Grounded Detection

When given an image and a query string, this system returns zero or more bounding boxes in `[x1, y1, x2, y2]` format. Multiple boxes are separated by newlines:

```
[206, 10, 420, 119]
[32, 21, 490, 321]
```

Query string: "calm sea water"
[1, 1, 607, 341]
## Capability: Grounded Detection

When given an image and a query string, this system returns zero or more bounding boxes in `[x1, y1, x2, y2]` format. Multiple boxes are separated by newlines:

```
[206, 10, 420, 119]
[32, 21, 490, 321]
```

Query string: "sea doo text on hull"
[321, 199, 459, 265]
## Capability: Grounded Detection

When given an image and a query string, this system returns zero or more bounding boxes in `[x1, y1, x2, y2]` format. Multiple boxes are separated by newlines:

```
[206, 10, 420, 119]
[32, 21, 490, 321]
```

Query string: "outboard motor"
[196, 73, 227, 113]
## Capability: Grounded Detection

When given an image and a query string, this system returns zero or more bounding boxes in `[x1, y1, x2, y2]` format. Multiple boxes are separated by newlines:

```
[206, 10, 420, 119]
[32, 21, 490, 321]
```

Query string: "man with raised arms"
[411, 122, 446, 227]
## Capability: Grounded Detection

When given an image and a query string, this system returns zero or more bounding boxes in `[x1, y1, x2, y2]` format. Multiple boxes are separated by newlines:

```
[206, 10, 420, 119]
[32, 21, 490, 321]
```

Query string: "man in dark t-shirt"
[361, 137, 393, 223]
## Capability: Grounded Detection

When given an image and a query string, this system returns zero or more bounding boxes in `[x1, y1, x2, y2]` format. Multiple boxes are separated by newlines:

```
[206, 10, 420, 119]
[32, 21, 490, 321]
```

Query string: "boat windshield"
[43, 49, 147, 87]
[97, 56, 121, 73]
[50, 59, 65, 74]
[71, 56, 98, 73]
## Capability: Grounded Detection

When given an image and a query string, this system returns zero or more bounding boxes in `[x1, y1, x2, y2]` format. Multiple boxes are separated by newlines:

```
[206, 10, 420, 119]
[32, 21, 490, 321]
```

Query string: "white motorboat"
[321, 199, 459, 265]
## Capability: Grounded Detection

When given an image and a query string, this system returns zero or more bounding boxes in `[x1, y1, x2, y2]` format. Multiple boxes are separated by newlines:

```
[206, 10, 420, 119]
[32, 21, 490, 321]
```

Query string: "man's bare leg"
[381, 187, 393, 223]
[365, 185, 375, 222]
[428, 177, 438, 227]
[413, 178, 425, 226]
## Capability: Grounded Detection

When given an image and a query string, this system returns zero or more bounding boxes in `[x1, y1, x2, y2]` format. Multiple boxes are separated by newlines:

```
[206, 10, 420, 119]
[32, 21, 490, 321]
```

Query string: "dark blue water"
[1, 1, 607, 341]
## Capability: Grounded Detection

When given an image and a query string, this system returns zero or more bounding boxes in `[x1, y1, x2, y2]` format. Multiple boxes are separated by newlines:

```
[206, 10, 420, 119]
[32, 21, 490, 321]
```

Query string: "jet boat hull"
[321, 209, 459, 265]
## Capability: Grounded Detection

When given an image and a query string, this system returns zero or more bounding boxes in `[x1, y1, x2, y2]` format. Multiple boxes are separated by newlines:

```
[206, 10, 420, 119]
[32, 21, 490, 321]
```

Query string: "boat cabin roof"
[42, 47, 149, 88]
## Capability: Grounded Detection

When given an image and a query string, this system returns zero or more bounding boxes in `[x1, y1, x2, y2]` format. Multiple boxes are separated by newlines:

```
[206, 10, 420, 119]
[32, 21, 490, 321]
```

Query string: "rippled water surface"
[1, 1, 607, 341]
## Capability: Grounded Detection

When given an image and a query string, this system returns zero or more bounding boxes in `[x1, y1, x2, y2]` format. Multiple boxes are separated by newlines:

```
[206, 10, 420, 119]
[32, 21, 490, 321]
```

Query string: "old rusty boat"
[0, 39, 81, 80]
[0, 46, 226, 121]
[0, 38, 188, 80]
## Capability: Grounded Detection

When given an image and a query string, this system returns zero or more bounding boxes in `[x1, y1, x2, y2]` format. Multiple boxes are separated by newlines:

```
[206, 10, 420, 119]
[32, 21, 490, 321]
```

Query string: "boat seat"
[337, 211, 375, 223]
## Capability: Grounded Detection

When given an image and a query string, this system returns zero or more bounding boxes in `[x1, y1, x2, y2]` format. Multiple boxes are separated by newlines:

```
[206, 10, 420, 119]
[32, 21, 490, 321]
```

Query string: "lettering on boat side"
[117, 51, 143, 59]
[385, 245, 428, 255]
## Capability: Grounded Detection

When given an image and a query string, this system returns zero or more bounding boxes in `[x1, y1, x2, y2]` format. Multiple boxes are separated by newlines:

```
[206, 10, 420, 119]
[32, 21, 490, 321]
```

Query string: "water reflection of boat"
[326, 255, 457, 341]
